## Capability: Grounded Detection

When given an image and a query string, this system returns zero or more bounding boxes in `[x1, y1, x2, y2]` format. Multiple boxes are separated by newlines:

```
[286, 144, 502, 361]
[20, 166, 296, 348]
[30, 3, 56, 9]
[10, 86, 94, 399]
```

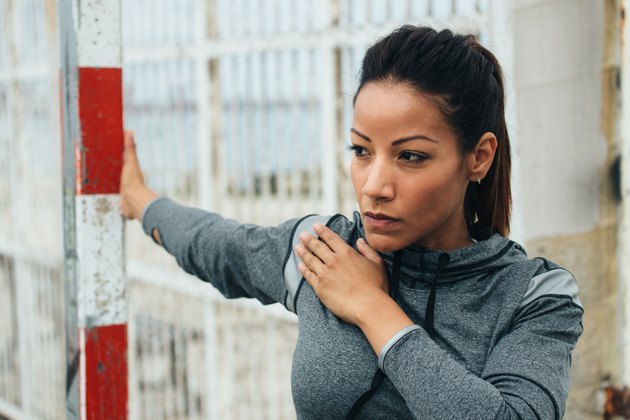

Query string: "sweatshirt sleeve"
[141, 197, 316, 310]
[380, 269, 583, 419]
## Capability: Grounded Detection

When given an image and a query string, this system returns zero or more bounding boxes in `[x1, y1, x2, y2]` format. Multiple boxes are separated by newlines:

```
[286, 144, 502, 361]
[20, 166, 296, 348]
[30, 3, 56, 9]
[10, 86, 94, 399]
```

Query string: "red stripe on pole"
[83, 324, 128, 419]
[77, 67, 123, 195]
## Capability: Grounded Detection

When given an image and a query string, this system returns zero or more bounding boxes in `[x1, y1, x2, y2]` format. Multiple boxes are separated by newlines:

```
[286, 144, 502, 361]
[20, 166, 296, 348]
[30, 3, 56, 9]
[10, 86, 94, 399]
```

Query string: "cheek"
[400, 171, 462, 211]
[350, 161, 363, 197]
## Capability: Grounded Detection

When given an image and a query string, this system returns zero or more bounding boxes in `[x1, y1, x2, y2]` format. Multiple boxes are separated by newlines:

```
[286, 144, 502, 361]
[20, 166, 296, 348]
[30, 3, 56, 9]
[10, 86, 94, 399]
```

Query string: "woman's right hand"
[120, 131, 158, 221]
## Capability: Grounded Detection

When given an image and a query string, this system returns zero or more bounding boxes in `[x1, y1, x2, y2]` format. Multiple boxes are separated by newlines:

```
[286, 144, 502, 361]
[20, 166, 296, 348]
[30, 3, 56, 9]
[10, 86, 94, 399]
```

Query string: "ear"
[465, 132, 497, 182]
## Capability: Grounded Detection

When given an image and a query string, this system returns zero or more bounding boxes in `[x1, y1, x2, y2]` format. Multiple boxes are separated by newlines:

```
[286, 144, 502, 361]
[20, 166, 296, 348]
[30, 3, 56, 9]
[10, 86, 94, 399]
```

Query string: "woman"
[121, 26, 583, 419]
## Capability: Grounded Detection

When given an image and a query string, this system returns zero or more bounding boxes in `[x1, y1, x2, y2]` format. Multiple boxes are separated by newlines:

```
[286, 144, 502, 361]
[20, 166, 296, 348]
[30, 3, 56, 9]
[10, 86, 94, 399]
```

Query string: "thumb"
[357, 238, 383, 265]
[123, 131, 140, 165]
[121, 130, 145, 186]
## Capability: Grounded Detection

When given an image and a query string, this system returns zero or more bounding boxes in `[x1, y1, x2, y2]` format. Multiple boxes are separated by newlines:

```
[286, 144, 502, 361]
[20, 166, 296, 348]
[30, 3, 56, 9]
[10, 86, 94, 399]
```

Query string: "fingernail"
[299, 232, 308, 240]
[313, 223, 323, 232]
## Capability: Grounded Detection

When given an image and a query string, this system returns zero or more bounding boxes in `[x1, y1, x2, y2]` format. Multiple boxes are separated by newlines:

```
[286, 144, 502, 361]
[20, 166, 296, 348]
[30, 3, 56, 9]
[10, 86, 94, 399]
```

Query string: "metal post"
[58, 0, 127, 418]
[620, 0, 630, 386]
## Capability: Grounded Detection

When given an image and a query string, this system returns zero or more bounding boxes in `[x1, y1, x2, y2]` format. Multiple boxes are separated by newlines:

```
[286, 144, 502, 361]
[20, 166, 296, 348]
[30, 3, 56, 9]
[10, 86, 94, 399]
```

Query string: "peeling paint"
[604, 385, 630, 418]
[75, 0, 121, 67]
[619, 0, 630, 387]
[76, 194, 125, 327]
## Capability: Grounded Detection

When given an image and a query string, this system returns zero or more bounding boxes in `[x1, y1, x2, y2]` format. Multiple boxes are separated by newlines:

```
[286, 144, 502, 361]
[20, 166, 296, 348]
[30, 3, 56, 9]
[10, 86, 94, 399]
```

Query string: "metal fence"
[0, 0, 500, 418]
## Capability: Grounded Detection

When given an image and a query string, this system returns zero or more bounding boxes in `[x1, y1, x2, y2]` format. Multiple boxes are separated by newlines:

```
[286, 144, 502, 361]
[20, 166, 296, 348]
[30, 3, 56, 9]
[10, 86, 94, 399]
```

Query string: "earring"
[477, 177, 482, 185]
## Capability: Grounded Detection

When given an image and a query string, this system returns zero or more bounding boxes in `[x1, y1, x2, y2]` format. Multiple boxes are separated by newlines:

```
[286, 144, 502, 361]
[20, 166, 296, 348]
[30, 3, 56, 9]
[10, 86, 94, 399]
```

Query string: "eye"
[347, 144, 369, 158]
[399, 151, 427, 162]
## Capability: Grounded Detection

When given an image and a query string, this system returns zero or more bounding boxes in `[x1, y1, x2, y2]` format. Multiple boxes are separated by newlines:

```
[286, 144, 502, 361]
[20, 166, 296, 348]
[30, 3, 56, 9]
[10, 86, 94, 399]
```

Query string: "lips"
[364, 211, 401, 230]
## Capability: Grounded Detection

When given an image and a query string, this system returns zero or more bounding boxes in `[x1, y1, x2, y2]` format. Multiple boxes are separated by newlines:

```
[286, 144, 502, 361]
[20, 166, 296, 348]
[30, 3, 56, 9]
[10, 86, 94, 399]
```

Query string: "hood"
[354, 213, 528, 285]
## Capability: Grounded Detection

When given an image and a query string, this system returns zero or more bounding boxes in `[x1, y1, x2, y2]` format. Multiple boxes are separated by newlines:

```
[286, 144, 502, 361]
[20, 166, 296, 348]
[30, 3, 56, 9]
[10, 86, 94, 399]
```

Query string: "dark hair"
[354, 25, 512, 237]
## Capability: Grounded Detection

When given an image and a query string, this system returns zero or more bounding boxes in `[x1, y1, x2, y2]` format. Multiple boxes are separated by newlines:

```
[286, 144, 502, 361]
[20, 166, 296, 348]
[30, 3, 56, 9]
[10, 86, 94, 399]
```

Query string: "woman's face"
[351, 81, 472, 252]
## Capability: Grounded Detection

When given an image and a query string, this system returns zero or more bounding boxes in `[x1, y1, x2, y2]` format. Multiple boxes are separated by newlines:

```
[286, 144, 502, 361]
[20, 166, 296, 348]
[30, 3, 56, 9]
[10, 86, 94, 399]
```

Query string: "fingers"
[312, 223, 351, 254]
[298, 261, 319, 290]
[295, 241, 325, 272]
[357, 238, 383, 265]
[298, 231, 334, 264]
[124, 130, 135, 147]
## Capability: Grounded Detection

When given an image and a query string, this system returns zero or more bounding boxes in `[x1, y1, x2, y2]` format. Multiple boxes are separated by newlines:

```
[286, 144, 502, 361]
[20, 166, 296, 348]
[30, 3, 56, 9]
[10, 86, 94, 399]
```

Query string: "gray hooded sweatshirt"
[142, 197, 583, 419]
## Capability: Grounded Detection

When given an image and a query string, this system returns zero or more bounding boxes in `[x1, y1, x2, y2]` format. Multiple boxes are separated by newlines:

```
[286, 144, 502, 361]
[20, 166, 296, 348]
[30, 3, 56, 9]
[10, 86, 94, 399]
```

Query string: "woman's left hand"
[295, 224, 389, 325]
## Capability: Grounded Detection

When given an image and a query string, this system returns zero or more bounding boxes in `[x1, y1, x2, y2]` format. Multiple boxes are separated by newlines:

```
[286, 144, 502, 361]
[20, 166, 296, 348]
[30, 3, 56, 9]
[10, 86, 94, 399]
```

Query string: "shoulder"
[327, 212, 363, 242]
[519, 258, 582, 310]
[287, 212, 357, 241]
[483, 237, 582, 314]
[286, 212, 361, 244]
[282, 213, 359, 313]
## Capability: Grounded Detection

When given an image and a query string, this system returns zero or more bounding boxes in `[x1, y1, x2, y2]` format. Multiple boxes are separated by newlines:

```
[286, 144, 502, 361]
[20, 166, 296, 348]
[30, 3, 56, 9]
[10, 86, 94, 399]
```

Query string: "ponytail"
[468, 41, 512, 237]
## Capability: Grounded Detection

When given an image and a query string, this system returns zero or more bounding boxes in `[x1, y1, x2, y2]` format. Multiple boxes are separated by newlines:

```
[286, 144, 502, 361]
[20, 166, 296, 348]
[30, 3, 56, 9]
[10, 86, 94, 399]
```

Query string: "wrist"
[127, 184, 158, 221]
[355, 291, 414, 355]
[355, 289, 392, 329]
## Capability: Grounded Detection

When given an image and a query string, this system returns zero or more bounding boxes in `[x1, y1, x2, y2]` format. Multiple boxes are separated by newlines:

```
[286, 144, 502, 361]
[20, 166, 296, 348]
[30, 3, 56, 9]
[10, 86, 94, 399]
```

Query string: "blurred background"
[0, 0, 626, 419]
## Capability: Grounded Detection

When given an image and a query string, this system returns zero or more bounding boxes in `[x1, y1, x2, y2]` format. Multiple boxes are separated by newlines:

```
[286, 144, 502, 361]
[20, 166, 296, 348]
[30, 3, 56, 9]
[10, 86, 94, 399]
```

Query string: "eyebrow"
[350, 128, 438, 145]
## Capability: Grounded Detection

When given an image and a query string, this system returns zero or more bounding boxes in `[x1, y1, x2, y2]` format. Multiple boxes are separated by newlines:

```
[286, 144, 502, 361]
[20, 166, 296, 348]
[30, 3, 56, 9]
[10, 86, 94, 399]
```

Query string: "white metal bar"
[0, 241, 62, 269]
[121, 14, 488, 64]
[287, 50, 300, 213]
[244, 53, 256, 222]
[0, 399, 39, 420]
[4, 3, 33, 415]
[0, 66, 48, 83]
[204, 299, 218, 420]
[265, 322, 279, 419]
[196, 0, 213, 210]
[14, 259, 32, 414]
[320, 4, 338, 214]
[488, 0, 522, 245]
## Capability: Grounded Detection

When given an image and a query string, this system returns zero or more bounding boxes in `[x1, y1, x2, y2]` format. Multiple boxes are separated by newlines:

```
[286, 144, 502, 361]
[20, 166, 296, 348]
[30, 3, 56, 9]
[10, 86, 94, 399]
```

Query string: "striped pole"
[59, 0, 127, 418]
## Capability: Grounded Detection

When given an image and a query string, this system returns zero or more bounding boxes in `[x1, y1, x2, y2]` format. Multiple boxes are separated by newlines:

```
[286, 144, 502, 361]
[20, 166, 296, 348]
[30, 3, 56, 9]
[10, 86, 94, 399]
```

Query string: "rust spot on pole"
[604, 386, 630, 419]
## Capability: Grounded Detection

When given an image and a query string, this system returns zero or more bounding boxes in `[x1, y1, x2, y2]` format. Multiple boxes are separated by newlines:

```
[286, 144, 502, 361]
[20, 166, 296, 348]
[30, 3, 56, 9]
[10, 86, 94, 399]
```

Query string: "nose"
[361, 158, 395, 201]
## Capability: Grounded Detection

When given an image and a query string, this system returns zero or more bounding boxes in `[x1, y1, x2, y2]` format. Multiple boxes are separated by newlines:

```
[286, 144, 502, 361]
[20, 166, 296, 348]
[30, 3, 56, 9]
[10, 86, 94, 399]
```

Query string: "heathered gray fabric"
[142, 198, 584, 420]
[284, 215, 333, 312]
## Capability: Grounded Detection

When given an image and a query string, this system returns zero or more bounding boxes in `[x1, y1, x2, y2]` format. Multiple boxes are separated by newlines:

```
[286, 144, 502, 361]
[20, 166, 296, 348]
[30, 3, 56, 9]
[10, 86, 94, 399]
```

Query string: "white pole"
[320, 0, 339, 215]
[488, 0, 524, 245]
[196, 0, 213, 211]
[4, 0, 34, 414]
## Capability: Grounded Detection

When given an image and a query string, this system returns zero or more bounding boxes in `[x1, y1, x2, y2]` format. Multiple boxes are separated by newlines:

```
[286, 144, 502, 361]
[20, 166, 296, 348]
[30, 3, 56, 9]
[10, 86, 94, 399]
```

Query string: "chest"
[290, 279, 515, 418]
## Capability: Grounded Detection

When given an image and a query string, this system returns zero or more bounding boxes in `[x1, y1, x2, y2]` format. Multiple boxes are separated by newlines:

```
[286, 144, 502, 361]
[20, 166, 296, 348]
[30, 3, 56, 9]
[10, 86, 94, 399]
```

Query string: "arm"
[298, 225, 583, 419]
[141, 198, 300, 304]
[379, 293, 582, 419]
[120, 131, 299, 307]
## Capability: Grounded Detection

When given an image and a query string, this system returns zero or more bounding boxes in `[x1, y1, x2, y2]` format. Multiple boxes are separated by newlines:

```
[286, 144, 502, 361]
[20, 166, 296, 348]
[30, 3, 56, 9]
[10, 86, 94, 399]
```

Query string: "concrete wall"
[513, 0, 619, 418]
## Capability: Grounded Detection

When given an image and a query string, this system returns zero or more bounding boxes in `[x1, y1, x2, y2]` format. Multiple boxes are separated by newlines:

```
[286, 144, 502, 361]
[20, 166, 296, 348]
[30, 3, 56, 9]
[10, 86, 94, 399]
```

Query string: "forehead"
[352, 82, 454, 142]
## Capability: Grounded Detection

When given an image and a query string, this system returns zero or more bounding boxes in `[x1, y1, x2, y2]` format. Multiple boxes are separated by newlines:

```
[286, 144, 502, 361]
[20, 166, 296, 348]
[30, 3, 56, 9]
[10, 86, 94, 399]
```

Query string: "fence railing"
[0, 0, 498, 418]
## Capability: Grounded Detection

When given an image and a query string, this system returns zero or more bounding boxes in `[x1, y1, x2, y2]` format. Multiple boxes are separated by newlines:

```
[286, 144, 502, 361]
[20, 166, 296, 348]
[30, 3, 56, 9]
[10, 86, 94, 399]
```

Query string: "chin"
[364, 232, 406, 253]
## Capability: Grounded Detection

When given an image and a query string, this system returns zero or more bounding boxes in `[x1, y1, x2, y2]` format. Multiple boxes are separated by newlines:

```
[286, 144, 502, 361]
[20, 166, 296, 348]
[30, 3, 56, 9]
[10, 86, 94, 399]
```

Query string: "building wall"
[513, 0, 619, 418]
